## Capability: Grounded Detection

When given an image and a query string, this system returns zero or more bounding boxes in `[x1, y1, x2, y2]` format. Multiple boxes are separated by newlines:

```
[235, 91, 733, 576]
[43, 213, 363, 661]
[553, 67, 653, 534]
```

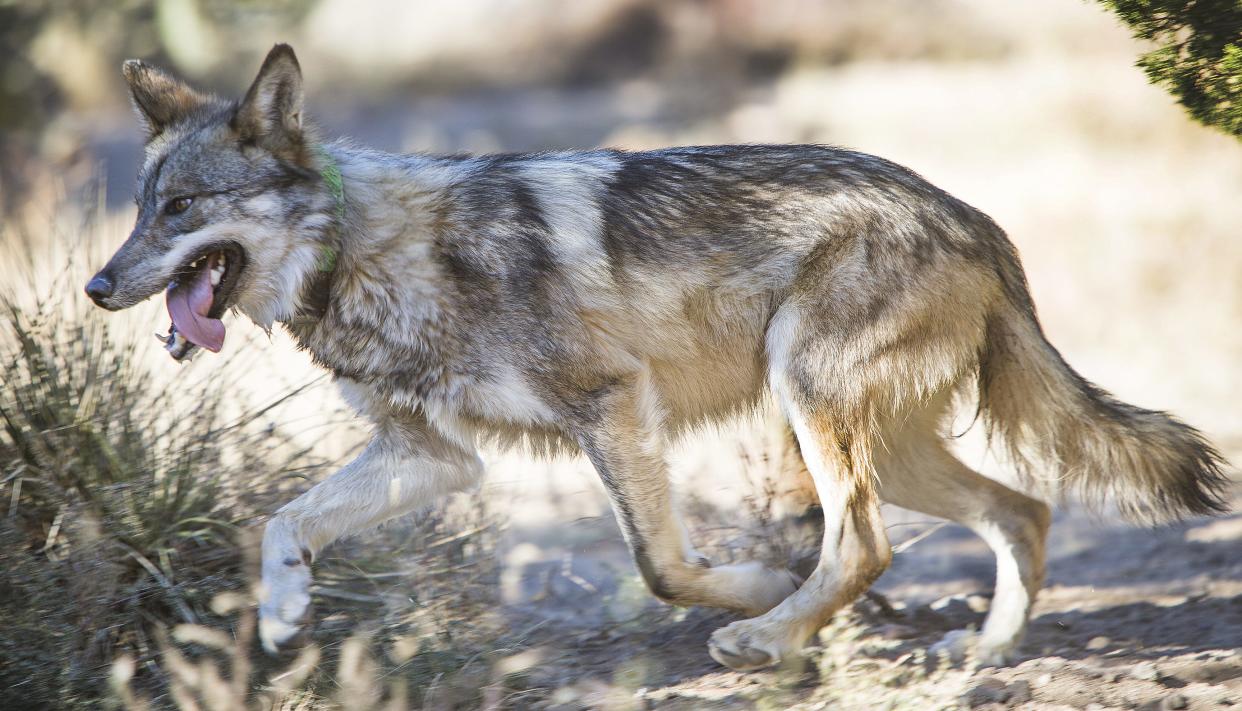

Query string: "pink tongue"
[166, 256, 225, 352]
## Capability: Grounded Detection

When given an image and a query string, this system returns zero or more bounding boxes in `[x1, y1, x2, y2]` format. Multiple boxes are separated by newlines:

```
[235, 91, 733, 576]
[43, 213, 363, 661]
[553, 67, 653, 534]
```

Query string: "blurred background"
[2, 1, 1240, 709]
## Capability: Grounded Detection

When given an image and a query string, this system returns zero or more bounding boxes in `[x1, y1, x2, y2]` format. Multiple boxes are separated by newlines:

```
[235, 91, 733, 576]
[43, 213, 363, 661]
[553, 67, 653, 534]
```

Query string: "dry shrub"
[0, 203, 503, 709]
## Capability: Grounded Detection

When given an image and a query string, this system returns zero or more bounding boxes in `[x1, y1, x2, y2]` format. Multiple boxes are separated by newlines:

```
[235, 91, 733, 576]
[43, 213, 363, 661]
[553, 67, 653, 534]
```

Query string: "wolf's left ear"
[234, 44, 305, 161]
[122, 60, 211, 140]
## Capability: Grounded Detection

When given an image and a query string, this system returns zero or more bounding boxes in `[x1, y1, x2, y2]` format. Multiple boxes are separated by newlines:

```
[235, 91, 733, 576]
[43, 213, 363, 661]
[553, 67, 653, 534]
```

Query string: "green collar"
[315, 146, 345, 273]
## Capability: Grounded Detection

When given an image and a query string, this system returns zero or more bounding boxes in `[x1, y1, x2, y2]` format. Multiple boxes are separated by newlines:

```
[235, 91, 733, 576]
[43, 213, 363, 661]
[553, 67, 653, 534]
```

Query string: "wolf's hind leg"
[707, 392, 892, 670]
[876, 416, 1050, 666]
[259, 410, 483, 652]
[573, 373, 800, 617]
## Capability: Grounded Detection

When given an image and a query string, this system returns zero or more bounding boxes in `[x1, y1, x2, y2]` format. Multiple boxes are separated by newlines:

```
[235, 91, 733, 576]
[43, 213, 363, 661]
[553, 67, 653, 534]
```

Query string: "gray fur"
[88, 45, 1229, 670]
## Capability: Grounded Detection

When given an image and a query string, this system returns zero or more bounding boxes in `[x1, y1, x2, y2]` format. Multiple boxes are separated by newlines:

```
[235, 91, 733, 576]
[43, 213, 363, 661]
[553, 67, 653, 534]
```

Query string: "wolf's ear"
[122, 60, 210, 140]
[234, 44, 305, 161]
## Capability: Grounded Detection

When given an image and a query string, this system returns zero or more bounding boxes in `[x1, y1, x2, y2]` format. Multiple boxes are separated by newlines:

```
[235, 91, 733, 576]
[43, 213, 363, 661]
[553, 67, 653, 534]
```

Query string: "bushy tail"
[979, 301, 1230, 524]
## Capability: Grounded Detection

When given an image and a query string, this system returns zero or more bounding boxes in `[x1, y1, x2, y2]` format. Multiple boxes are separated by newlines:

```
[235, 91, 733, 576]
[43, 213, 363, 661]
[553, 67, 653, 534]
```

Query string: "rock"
[1006, 680, 1033, 705]
[1035, 673, 1053, 687]
[960, 677, 1010, 707]
[1163, 693, 1189, 710]
[1159, 674, 1186, 690]
[1132, 661, 1161, 682]
[930, 629, 975, 664]
[1087, 636, 1111, 651]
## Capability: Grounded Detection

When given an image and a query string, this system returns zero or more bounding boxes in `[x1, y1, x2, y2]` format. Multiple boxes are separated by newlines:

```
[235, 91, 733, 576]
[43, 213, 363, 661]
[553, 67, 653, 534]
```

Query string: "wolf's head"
[86, 44, 335, 360]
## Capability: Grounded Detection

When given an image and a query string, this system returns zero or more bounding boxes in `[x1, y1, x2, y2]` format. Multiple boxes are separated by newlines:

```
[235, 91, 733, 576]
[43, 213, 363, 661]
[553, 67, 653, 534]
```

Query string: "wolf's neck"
[329, 145, 460, 297]
[283, 145, 466, 382]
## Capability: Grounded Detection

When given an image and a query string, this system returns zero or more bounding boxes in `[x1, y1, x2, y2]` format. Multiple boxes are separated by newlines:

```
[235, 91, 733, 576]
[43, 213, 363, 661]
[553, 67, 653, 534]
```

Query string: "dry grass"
[0, 199, 506, 709]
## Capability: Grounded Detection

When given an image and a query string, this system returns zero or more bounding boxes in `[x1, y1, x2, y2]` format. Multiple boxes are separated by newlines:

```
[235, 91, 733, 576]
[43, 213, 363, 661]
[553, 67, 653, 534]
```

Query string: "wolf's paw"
[258, 565, 312, 652]
[259, 518, 313, 653]
[976, 635, 1021, 668]
[258, 600, 310, 653]
[708, 618, 799, 671]
[928, 628, 1020, 667]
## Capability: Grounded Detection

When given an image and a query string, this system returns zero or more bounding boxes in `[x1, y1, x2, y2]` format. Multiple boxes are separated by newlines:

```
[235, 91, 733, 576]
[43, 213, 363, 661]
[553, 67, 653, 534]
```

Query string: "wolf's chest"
[288, 313, 559, 431]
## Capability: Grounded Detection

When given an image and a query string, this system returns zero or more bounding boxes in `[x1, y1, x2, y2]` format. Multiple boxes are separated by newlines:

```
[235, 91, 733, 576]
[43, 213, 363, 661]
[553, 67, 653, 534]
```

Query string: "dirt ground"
[467, 466, 1242, 710]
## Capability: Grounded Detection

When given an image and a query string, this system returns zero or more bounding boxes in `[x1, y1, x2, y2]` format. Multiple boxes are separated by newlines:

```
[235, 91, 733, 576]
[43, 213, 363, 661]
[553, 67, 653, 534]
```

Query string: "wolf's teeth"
[210, 266, 223, 286]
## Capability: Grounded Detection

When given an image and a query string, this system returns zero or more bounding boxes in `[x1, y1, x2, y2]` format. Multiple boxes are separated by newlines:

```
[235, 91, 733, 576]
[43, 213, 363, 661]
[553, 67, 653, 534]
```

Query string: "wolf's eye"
[165, 196, 194, 215]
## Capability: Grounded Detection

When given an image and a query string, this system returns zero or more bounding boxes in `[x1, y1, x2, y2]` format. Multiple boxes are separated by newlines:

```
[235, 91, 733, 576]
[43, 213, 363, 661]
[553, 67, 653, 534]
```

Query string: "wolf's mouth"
[160, 242, 247, 361]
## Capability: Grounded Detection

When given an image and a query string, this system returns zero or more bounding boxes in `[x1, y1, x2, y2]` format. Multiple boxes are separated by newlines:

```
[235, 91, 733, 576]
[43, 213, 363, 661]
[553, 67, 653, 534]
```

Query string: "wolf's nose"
[85, 272, 114, 306]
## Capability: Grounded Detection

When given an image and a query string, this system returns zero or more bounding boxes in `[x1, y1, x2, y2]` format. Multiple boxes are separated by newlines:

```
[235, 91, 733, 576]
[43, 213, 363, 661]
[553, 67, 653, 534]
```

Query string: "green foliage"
[1100, 0, 1242, 137]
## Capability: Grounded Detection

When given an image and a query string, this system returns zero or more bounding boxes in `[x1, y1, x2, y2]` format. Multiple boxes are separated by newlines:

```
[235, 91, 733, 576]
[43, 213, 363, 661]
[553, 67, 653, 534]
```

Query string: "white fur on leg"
[258, 515, 312, 652]
[874, 420, 1049, 669]
[256, 417, 483, 653]
[973, 519, 1041, 666]
[705, 423, 871, 669]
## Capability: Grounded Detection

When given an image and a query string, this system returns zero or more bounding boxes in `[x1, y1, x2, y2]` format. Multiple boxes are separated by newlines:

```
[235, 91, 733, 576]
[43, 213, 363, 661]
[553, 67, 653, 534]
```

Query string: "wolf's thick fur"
[89, 46, 1229, 670]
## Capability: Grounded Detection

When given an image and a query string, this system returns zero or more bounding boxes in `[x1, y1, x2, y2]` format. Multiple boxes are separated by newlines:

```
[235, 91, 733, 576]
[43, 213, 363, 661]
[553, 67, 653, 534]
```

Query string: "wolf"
[86, 44, 1228, 670]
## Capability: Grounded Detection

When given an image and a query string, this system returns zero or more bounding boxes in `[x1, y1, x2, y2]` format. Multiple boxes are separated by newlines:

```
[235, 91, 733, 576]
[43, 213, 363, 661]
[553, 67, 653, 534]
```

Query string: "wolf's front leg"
[259, 412, 483, 652]
[573, 375, 800, 616]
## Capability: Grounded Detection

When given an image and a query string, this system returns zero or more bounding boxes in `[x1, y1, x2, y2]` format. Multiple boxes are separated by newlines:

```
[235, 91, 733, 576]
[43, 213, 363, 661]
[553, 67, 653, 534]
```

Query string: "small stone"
[1132, 662, 1161, 681]
[1164, 693, 1189, 710]
[960, 678, 1010, 708]
[1087, 636, 1111, 651]
[1035, 673, 1054, 687]
[1007, 680, 1033, 705]
[1160, 674, 1186, 689]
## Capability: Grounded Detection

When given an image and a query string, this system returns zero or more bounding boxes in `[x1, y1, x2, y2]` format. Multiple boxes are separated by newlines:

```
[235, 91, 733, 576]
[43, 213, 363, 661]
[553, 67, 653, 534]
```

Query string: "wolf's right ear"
[233, 44, 305, 162]
[122, 60, 210, 140]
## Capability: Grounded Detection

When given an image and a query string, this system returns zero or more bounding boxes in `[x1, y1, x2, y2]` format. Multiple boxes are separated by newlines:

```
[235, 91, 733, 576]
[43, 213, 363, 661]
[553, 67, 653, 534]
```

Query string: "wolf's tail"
[978, 275, 1229, 523]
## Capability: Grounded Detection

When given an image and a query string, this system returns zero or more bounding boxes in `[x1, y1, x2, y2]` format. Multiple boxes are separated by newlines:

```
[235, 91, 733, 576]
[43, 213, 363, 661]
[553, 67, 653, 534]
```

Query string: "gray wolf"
[86, 45, 1228, 670]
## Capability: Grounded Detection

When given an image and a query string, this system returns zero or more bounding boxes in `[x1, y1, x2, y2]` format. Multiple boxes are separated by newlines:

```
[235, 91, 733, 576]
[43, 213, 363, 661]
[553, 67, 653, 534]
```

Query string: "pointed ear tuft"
[122, 59, 211, 140]
[233, 44, 305, 160]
